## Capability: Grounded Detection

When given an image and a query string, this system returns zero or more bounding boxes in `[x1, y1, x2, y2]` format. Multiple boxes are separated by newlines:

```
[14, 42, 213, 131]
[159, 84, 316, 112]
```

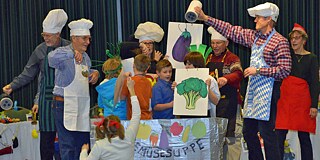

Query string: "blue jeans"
[52, 100, 90, 160]
[242, 82, 282, 160]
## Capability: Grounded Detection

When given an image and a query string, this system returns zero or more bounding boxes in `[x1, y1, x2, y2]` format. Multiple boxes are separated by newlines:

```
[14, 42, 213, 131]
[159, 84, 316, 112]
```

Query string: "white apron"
[63, 60, 90, 131]
[243, 29, 276, 121]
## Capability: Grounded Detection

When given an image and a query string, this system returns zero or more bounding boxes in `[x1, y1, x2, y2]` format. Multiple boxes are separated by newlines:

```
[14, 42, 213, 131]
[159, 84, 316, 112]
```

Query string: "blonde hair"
[102, 57, 122, 79]
[95, 115, 125, 143]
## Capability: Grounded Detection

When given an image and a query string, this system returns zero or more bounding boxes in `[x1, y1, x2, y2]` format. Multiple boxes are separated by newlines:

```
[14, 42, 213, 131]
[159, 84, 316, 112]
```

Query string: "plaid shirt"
[206, 17, 291, 81]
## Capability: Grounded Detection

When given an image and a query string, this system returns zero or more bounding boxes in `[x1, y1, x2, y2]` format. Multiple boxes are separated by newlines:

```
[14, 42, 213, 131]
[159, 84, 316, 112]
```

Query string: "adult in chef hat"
[3, 9, 69, 160]
[68, 18, 93, 54]
[48, 17, 99, 160]
[247, 2, 279, 23]
[194, 2, 291, 160]
[134, 21, 165, 74]
[206, 27, 243, 160]
[42, 9, 68, 46]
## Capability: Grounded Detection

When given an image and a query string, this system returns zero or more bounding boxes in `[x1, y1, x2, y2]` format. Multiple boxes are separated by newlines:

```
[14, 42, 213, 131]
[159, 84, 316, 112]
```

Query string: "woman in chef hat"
[134, 21, 165, 74]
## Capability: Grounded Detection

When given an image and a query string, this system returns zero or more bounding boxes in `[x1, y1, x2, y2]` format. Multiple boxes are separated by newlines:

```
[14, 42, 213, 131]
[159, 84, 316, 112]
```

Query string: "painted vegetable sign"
[136, 123, 151, 140]
[177, 77, 208, 110]
[159, 129, 169, 149]
[172, 25, 192, 62]
[191, 120, 207, 139]
[149, 133, 159, 147]
[170, 122, 184, 136]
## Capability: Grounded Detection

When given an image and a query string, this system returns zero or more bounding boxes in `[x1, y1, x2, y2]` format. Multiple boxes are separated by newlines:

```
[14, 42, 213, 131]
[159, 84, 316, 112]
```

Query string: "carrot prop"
[172, 24, 192, 62]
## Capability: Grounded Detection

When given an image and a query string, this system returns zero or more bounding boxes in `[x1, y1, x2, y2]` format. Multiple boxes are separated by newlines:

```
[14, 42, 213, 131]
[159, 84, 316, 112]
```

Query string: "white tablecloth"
[0, 121, 40, 160]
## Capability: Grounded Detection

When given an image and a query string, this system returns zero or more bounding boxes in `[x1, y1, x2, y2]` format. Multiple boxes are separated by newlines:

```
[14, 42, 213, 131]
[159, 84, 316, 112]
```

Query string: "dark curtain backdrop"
[1, 0, 320, 108]
[0, 0, 118, 108]
[121, 0, 320, 95]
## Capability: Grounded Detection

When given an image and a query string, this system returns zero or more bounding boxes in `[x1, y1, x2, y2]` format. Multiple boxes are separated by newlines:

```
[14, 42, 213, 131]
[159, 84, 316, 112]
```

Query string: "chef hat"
[208, 27, 227, 41]
[292, 23, 307, 36]
[42, 9, 68, 33]
[247, 2, 279, 22]
[68, 18, 93, 36]
[134, 22, 164, 43]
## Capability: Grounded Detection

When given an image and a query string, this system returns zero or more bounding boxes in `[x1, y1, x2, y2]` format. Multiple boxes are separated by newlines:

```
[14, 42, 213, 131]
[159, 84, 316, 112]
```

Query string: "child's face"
[185, 61, 195, 69]
[157, 66, 172, 82]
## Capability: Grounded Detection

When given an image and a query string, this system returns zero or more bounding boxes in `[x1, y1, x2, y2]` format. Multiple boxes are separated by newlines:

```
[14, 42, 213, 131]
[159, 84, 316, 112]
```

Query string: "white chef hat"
[134, 22, 164, 43]
[68, 18, 93, 36]
[247, 2, 279, 22]
[208, 27, 227, 41]
[42, 9, 68, 33]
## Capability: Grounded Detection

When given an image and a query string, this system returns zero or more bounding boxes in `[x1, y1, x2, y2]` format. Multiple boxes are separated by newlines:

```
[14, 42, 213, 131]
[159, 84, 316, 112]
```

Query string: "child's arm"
[113, 70, 131, 105]
[206, 78, 220, 105]
[153, 102, 173, 111]
[125, 78, 141, 142]
[80, 143, 100, 160]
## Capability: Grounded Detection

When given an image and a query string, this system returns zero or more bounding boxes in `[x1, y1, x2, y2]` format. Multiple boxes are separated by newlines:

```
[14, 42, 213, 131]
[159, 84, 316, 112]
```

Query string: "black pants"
[242, 82, 282, 160]
[40, 131, 59, 160]
[277, 129, 313, 160]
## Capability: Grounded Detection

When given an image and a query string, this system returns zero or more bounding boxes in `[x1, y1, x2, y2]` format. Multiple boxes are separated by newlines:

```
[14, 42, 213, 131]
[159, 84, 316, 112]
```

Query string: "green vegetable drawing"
[176, 77, 208, 110]
[191, 120, 206, 139]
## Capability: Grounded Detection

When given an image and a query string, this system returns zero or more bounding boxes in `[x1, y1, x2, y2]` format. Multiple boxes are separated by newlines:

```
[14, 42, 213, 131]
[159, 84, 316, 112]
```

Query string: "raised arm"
[125, 77, 141, 142]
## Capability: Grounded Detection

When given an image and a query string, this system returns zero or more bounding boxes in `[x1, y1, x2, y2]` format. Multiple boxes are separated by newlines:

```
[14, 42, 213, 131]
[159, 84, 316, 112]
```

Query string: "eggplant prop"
[172, 26, 192, 62]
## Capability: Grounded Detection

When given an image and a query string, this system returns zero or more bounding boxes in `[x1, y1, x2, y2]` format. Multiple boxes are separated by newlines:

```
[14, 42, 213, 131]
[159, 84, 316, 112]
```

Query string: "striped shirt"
[206, 17, 291, 81]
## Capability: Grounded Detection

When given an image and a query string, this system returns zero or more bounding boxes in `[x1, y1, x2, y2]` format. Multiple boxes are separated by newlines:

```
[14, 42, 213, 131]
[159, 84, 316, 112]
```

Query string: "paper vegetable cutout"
[182, 125, 190, 143]
[159, 129, 169, 149]
[172, 25, 191, 62]
[191, 121, 206, 139]
[177, 77, 208, 110]
[149, 133, 159, 147]
[170, 122, 184, 136]
[136, 123, 151, 140]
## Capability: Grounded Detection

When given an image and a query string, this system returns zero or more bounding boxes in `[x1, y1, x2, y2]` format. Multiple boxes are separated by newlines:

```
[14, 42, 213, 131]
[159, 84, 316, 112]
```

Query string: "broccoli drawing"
[176, 77, 208, 110]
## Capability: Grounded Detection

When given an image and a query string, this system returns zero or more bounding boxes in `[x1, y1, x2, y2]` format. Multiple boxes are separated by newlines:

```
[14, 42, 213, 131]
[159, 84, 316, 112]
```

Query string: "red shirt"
[206, 50, 243, 89]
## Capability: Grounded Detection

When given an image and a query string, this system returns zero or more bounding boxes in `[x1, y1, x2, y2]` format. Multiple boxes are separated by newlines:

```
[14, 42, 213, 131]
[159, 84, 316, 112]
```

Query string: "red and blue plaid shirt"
[206, 17, 291, 81]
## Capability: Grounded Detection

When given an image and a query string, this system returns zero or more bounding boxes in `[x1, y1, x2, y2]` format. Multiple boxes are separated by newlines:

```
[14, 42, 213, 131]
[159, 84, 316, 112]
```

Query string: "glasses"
[76, 36, 92, 42]
[142, 42, 154, 46]
[290, 35, 302, 40]
[41, 33, 56, 38]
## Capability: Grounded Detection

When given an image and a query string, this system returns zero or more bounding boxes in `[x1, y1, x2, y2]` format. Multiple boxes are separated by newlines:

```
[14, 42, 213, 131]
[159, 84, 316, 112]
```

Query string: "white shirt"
[207, 75, 221, 117]
[80, 96, 141, 160]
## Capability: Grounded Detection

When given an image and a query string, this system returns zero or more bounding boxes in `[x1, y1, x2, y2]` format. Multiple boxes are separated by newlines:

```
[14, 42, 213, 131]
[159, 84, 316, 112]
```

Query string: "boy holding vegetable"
[151, 59, 175, 119]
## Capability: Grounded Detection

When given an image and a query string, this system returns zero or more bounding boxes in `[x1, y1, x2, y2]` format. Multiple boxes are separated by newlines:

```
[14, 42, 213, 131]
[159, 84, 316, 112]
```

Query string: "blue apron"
[243, 29, 276, 121]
